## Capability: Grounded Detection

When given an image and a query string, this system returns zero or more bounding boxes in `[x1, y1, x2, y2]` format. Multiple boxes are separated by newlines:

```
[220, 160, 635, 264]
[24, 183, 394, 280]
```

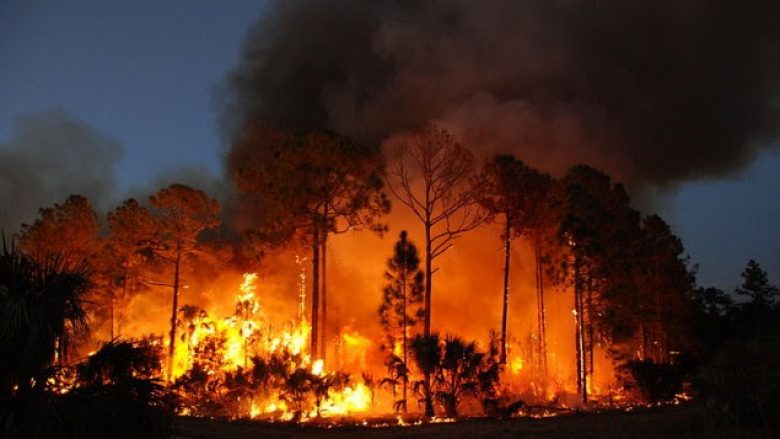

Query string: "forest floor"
[173, 401, 772, 439]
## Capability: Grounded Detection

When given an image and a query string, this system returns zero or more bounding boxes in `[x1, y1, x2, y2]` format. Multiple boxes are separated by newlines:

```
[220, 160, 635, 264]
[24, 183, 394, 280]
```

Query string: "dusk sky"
[1, 0, 777, 290]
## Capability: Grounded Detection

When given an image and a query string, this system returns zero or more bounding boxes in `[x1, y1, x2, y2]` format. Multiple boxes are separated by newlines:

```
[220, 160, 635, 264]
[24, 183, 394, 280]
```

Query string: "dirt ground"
[173, 402, 771, 439]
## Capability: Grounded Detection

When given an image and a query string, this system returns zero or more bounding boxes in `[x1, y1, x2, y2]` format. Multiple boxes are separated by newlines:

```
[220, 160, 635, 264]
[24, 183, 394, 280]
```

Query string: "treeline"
[229, 123, 701, 407]
[8, 185, 225, 380]
[1, 123, 778, 434]
[689, 260, 780, 432]
[373, 126, 699, 407]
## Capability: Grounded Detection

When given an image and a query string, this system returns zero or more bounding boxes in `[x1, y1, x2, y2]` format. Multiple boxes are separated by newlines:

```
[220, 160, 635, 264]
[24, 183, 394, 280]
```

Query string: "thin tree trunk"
[311, 225, 320, 359]
[321, 231, 328, 365]
[579, 282, 588, 405]
[423, 192, 433, 417]
[500, 212, 511, 364]
[401, 264, 408, 413]
[243, 303, 250, 368]
[535, 239, 541, 370]
[586, 277, 594, 384]
[655, 289, 666, 363]
[574, 255, 582, 398]
[167, 251, 181, 382]
[109, 287, 115, 340]
[535, 237, 547, 373]
[118, 261, 129, 338]
[320, 198, 329, 365]
[578, 291, 587, 405]
[424, 219, 432, 337]
[573, 254, 587, 405]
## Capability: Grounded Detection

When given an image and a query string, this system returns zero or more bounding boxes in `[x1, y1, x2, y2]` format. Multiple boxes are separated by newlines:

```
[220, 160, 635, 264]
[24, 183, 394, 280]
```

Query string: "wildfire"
[510, 356, 524, 374]
[164, 272, 374, 420]
[112, 252, 686, 422]
[311, 359, 324, 376]
[317, 383, 373, 415]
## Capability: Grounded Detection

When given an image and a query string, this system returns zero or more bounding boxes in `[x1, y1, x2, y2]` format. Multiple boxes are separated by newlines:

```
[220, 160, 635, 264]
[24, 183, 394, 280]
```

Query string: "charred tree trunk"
[586, 277, 595, 384]
[500, 212, 511, 364]
[423, 211, 434, 417]
[321, 230, 328, 365]
[424, 218, 432, 337]
[574, 255, 581, 396]
[310, 225, 320, 359]
[401, 264, 409, 413]
[573, 254, 587, 405]
[117, 261, 129, 338]
[535, 236, 547, 373]
[118, 273, 133, 338]
[109, 287, 115, 340]
[167, 250, 181, 382]
[654, 286, 666, 363]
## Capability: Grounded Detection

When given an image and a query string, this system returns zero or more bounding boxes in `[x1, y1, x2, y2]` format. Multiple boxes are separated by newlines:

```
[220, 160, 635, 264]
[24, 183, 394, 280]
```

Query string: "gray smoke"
[0, 109, 123, 233]
[124, 165, 233, 206]
[221, 0, 779, 190]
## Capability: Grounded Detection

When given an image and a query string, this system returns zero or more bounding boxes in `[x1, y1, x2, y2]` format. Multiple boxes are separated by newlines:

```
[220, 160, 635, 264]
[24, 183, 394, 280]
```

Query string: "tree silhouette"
[737, 259, 778, 308]
[378, 230, 424, 412]
[63, 338, 173, 439]
[229, 125, 389, 361]
[0, 244, 90, 395]
[381, 353, 409, 412]
[388, 125, 486, 336]
[475, 155, 552, 364]
[76, 338, 162, 386]
[409, 333, 498, 418]
[633, 215, 695, 363]
[435, 336, 487, 418]
[410, 333, 439, 418]
[148, 184, 220, 381]
[105, 198, 155, 338]
[554, 165, 641, 404]
[524, 177, 559, 375]
[736, 259, 778, 339]
[282, 368, 315, 421]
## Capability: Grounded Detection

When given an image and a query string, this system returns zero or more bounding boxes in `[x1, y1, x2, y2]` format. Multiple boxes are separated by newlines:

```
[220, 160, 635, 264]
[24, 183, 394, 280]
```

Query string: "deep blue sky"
[1, 0, 777, 290]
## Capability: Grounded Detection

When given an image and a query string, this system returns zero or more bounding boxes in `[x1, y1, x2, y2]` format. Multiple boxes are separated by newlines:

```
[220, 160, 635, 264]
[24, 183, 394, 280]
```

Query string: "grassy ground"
[173, 402, 772, 439]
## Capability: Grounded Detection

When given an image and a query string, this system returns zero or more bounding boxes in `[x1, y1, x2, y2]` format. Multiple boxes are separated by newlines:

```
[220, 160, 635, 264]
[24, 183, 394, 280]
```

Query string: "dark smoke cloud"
[221, 0, 779, 190]
[0, 109, 123, 233]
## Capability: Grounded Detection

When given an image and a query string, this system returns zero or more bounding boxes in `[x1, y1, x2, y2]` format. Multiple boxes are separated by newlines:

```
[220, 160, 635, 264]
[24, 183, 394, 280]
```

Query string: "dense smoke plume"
[0, 109, 123, 233]
[222, 0, 779, 190]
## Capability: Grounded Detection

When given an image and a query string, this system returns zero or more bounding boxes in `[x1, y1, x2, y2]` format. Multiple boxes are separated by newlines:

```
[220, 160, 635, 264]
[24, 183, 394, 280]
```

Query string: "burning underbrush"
[151, 273, 375, 421]
[72, 273, 689, 424]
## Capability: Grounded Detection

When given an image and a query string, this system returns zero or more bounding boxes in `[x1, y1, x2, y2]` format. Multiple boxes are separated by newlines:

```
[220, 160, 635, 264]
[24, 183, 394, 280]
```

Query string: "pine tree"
[737, 260, 778, 308]
[148, 184, 220, 381]
[475, 155, 553, 364]
[378, 231, 424, 412]
[736, 259, 778, 339]
[229, 125, 389, 361]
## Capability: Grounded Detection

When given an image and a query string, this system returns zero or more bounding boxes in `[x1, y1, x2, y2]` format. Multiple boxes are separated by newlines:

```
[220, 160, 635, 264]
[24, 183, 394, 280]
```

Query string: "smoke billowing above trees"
[0, 110, 123, 232]
[221, 0, 779, 190]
